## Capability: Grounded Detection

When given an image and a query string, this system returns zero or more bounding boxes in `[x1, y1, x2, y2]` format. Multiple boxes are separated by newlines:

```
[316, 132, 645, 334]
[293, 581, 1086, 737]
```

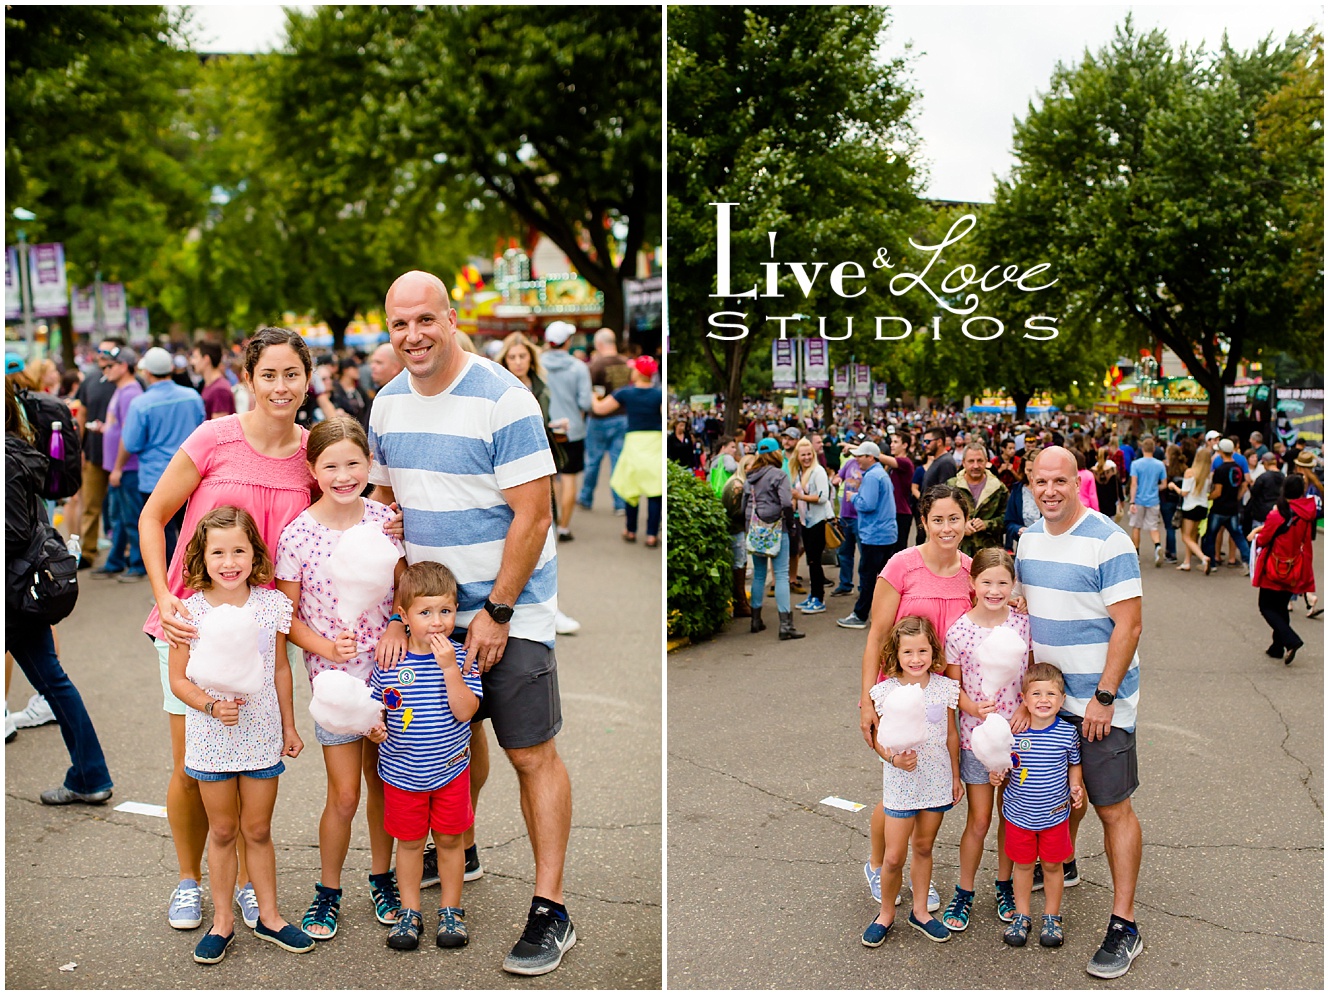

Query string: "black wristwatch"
[1094, 687, 1116, 706]
[483, 598, 514, 625]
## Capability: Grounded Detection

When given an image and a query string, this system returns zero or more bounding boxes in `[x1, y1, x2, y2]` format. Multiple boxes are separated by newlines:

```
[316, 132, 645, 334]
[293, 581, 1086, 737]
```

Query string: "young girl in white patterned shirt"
[168, 505, 311, 965]
[861, 615, 961, 949]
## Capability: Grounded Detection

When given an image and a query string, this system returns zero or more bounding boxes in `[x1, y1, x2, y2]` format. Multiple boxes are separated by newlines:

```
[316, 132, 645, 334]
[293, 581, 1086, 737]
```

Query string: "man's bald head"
[593, 328, 619, 354]
[386, 269, 450, 311]
[369, 342, 403, 388]
[1032, 445, 1078, 478]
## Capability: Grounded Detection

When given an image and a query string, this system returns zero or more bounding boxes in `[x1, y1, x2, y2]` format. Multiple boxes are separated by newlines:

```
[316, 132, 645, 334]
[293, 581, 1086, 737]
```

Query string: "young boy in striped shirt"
[368, 561, 483, 952]
[989, 663, 1085, 949]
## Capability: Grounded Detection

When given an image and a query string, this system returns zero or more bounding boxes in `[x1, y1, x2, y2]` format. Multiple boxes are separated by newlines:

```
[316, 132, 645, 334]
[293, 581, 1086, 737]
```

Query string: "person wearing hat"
[120, 347, 206, 563]
[835, 441, 898, 630]
[592, 355, 663, 547]
[540, 321, 592, 543]
[1201, 438, 1250, 574]
[96, 346, 148, 580]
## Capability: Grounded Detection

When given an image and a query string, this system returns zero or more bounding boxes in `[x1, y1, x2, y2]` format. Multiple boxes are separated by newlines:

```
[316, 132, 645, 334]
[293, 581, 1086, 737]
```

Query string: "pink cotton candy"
[186, 603, 265, 698]
[971, 713, 1015, 772]
[876, 683, 928, 753]
[974, 625, 1026, 699]
[308, 670, 382, 736]
[329, 522, 400, 629]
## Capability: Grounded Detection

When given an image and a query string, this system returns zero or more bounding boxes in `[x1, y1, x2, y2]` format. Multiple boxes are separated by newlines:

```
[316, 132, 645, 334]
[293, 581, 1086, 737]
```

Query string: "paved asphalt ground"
[6, 477, 661, 990]
[669, 534, 1323, 989]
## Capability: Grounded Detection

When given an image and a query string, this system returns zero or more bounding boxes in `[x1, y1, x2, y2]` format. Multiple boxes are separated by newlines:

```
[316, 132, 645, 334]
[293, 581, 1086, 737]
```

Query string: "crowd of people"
[7, 279, 662, 976]
[675, 393, 1320, 980]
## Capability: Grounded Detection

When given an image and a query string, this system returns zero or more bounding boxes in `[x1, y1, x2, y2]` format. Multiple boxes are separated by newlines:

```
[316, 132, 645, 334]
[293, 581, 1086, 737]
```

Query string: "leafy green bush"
[666, 460, 733, 642]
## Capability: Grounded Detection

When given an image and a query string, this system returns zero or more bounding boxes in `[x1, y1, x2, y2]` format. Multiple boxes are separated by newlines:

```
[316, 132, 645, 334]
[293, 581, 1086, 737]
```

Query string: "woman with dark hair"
[329, 356, 368, 422]
[667, 418, 701, 470]
[1250, 474, 1318, 663]
[1160, 443, 1186, 562]
[1092, 446, 1120, 522]
[5, 377, 114, 804]
[138, 327, 323, 937]
[1004, 448, 1042, 551]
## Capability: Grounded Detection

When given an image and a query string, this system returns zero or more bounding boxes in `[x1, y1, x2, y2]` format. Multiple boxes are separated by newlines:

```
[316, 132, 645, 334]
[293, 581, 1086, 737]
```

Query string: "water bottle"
[66, 533, 82, 562]
[49, 420, 64, 496]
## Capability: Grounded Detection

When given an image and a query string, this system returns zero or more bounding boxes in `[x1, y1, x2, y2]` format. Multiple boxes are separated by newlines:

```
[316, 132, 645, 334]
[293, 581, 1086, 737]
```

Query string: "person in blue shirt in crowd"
[836, 441, 897, 630]
[122, 347, 206, 564]
[1126, 436, 1167, 567]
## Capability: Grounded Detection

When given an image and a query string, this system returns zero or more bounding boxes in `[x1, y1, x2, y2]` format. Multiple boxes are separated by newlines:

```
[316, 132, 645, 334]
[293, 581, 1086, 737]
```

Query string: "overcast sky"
[883, 3, 1323, 202]
[186, 4, 1322, 203]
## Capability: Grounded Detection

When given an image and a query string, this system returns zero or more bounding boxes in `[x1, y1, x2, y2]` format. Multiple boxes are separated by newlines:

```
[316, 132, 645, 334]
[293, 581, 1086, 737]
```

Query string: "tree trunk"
[822, 389, 834, 432]
[59, 319, 76, 371]
[599, 279, 625, 338]
[1012, 389, 1032, 424]
[323, 309, 356, 353]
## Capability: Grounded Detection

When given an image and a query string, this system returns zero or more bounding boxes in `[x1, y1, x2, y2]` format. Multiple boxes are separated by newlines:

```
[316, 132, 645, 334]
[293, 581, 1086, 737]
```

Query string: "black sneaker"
[464, 845, 484, 882]
[1063, 857, 1079, 887]
[502, 902, 576, 976]
[420, 842, 440, 888]
[1087, 921, 1144, 979]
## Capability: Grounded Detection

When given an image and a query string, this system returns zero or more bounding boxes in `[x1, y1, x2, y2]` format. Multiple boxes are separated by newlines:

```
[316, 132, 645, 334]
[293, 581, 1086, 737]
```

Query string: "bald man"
[579, 327, 631, 512]
[359, 343, 405, 431]
[368, 271, 575, 975]
[1015, 447, 1144, 980]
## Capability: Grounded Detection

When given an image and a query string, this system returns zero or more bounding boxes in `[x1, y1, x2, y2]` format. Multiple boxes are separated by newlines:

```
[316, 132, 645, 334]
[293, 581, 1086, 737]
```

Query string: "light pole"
[12, 207, 37, 358]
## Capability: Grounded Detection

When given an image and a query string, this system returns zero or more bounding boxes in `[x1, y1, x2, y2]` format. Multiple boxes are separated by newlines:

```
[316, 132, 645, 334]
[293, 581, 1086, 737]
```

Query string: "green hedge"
[666, 460, 733, 642]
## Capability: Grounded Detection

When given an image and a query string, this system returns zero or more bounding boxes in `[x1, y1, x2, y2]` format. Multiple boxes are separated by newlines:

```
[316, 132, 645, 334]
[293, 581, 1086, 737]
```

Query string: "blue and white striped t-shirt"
[1001, 716, 1082, 831]
[369, 646, 484, 793]
[1014, 509, 1142, 731]
[368, 354, 559, 646]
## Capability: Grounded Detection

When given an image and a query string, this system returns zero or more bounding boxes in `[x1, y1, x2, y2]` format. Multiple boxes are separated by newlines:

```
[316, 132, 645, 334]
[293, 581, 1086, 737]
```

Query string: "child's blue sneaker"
[907, 912, 950, 943]
[863, 862, 881, 903]
[861, 918, 892, 947]
[793, 596, 813, 611]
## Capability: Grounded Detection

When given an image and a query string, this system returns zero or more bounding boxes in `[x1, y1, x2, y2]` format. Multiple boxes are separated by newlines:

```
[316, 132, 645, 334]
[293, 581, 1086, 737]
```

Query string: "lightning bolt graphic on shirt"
[401, 707, 414, 731]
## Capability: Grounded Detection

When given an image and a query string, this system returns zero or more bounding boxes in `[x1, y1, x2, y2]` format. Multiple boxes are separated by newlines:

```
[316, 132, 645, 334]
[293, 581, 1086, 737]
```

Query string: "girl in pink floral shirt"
[939, 547, 1032, 932]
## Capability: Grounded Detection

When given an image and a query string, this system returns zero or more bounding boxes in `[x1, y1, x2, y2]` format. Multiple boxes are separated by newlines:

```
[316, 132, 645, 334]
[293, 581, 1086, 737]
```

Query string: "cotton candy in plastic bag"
[971, 713, 1015, 772]
[308, 670, 382, 736]
[329, 522, 400, 630]
[186, 603, 265, 698]
[875, 683, 928, 753]
[974, 625, 1026, 699]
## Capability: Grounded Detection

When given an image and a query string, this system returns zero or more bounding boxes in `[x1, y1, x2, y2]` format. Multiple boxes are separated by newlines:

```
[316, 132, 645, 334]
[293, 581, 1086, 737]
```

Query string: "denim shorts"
[185, 761, 285, 782]
[960, 748, 998, 785]
[883, 802, 953, 819]
[314, 720, 363, 748]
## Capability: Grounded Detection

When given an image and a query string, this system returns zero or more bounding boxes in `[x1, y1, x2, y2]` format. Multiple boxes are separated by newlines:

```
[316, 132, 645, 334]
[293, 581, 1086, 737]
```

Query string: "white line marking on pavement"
[113, 801, 168, 818]
[820, 796, 866, 812]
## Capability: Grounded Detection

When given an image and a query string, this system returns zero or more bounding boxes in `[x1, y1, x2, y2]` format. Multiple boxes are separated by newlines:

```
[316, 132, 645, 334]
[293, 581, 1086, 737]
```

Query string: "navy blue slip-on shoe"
[193, 930, 235, 964]
[255, 920, 314, 953]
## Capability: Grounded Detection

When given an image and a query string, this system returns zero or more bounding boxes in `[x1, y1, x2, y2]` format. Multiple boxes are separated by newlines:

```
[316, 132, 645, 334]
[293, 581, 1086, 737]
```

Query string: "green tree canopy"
[996, 18, 1322, 428]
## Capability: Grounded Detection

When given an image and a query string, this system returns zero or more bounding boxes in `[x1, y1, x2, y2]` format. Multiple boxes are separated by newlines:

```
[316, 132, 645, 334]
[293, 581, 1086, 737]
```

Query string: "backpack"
[6, 491, 79, 626]
[15, 388, 82, 500]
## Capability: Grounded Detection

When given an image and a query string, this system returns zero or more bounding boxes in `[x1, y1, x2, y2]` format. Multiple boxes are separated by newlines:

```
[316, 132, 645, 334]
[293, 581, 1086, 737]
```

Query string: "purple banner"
[29, 243, 68, 317]
[832, 365, 850, 396]
[854, 364, 871, 399]
[803, 338, 829, 388]
[873, 382, 888, 406]
[771, 338, 796, 389]
[102, 283, 127, 331]
[71, 286, 96, 334]
[128, 306, 150, 344]
[5, 247, 20, 320]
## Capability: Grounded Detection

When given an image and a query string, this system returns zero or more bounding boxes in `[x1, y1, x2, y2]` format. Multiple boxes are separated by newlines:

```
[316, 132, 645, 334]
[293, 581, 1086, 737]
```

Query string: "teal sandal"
[301, 882, 342, 940]
[942, 888, 972, 932]
[369, 870, 402, 925]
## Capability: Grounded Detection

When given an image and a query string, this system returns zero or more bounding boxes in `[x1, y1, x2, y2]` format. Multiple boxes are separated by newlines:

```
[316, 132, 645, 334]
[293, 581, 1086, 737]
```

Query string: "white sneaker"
[5, 708, 16, 743]
[13, 693, 56, 729]
[554, 610, 582, 635]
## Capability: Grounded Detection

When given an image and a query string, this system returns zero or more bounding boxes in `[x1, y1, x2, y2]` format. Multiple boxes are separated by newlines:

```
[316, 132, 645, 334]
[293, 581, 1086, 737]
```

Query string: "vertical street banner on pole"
[771, 338, 796, 389]
[128, 307, 150, 344]
[803, 338, 830, 389]
[832, 365, 850, 396]
[102, 283, 128, 331]
[28, 243, 69, 317]
[854, 364, 872, 399]
[71, 287, 96, 334]
[5, 248, 21, 321]
[873, 382, 888, 407]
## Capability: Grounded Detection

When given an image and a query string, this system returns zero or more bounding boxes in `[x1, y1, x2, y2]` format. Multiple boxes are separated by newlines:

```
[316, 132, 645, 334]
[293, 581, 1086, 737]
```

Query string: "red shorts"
[1004, 817, 1072, 865]
[383, 770, 473, 840]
